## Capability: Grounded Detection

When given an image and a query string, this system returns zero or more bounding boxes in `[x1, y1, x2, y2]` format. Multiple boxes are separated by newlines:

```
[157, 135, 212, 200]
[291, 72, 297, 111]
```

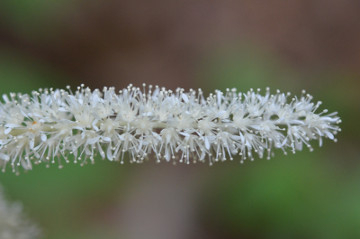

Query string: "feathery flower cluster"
[0, 187, 40, 239]
[0, 84, 340, 172]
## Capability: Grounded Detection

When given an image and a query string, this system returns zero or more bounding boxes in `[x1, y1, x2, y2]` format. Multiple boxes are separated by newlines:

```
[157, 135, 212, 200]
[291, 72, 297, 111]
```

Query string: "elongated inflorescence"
[0, 84, 340, 173]
[0, 186, 40, 238]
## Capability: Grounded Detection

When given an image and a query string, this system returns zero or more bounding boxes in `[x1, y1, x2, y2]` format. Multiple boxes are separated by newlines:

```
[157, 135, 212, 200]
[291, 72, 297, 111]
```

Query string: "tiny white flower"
[0, 85, 341, 172]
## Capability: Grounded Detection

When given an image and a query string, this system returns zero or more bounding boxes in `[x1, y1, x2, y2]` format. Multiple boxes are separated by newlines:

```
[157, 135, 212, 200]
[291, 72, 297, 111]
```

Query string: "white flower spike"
[0, 187, 40, 239]
[0, 84, 340, 173]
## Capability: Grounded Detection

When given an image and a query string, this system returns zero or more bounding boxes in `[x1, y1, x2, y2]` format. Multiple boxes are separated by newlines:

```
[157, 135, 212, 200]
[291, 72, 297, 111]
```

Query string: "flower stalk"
[0, 84, 341, 173]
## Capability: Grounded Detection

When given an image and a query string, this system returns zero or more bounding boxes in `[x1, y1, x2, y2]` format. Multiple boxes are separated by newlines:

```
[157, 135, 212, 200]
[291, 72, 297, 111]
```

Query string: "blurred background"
[0, 1, 359, 238]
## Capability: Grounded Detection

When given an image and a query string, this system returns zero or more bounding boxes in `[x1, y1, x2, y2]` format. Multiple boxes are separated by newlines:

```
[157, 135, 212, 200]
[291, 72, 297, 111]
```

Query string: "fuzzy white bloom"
[0, 187, 40, 239]
[0, 84, 340, 172]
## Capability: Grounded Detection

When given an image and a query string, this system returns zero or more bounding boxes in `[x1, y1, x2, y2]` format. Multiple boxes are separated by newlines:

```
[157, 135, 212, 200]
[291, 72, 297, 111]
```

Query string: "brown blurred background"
[0, 1, 359, 238]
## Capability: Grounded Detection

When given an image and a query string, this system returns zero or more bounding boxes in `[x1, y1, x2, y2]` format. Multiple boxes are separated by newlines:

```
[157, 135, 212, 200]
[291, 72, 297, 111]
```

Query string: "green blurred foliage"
[0, 0, 75, 37]
[197, 45, 298, 93]
[0, 49, 67, 93]
[1, 159, 128, 238]
[203, 150, 360, 239]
